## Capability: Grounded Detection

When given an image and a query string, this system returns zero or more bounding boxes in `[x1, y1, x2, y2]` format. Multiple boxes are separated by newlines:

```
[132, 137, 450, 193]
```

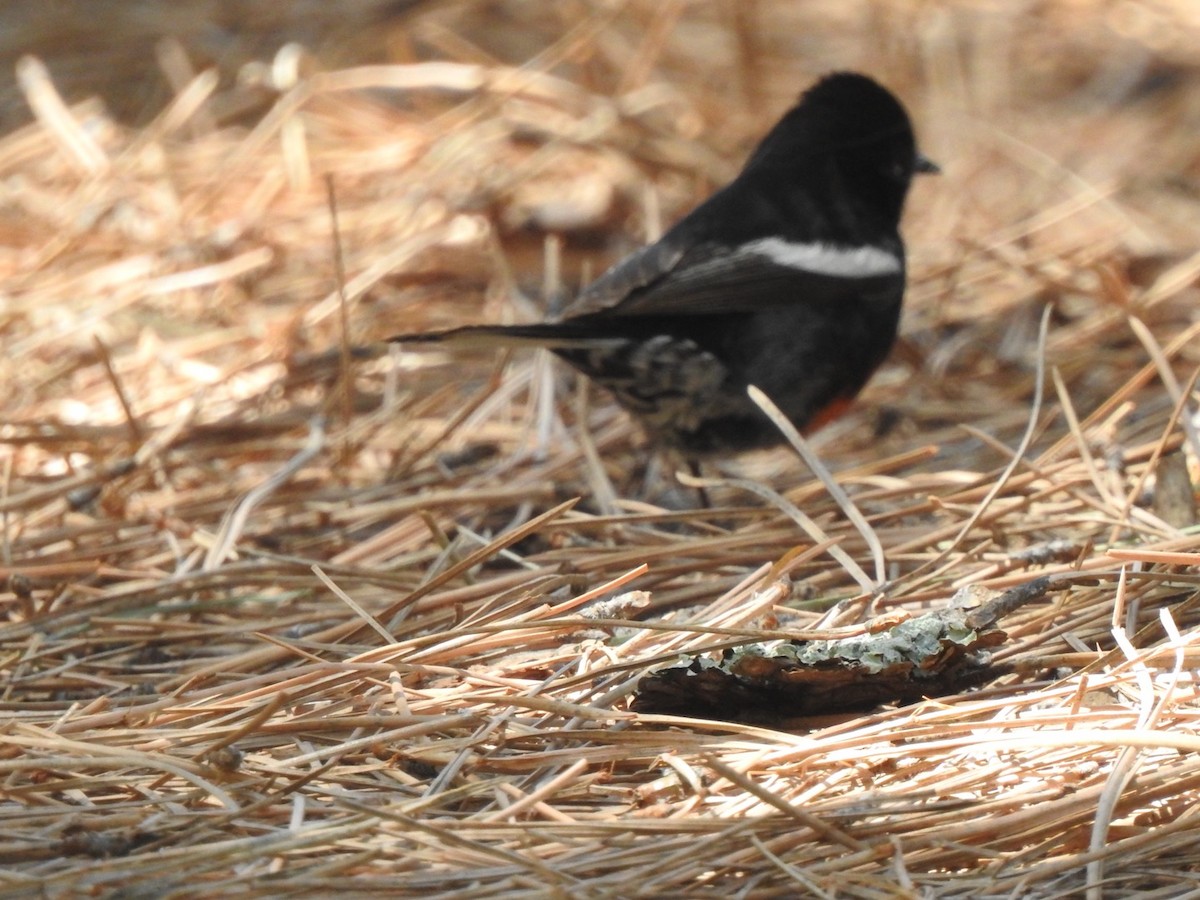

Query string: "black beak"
[915, 152, 940, 175]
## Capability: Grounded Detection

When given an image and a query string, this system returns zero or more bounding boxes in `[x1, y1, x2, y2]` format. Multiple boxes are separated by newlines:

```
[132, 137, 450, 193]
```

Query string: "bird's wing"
[557, 238, 689, 319]
[562, 236, 904, 321]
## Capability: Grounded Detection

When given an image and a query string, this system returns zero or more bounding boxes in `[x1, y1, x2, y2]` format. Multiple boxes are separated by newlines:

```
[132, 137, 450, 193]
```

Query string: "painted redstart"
[390, 72, 936, 456]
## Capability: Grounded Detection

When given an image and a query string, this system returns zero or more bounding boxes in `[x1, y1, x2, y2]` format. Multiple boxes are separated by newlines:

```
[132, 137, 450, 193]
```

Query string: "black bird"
[391, 72, 936, 457]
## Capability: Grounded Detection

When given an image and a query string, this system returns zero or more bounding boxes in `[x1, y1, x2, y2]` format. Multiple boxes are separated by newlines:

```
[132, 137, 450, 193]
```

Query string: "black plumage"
[391, 72, 935, 456]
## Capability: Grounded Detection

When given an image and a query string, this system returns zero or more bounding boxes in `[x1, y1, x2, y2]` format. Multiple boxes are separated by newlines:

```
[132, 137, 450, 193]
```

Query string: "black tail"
[388, 320, 619, 350]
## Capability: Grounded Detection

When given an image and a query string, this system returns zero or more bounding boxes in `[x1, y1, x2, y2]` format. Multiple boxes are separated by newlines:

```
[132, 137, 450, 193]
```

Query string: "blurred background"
[4, 1, 1200, 125]
[5, 1, 1199, 275]
[3, 0, 1200, 472]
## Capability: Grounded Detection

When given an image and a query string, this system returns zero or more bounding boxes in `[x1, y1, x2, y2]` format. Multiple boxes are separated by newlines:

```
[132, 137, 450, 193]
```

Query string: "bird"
[390, 72, 936, 458]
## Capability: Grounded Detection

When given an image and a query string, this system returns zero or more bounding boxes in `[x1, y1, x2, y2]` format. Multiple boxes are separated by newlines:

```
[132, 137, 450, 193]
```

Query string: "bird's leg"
[687, 459, 712, 509]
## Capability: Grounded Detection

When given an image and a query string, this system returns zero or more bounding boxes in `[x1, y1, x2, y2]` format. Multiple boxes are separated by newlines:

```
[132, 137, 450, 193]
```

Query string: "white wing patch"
[745, 237, 902, 278]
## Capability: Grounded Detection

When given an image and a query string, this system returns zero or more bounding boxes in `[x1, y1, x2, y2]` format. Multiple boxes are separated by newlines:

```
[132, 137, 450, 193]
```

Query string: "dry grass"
[3, 1, 1200, 897]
